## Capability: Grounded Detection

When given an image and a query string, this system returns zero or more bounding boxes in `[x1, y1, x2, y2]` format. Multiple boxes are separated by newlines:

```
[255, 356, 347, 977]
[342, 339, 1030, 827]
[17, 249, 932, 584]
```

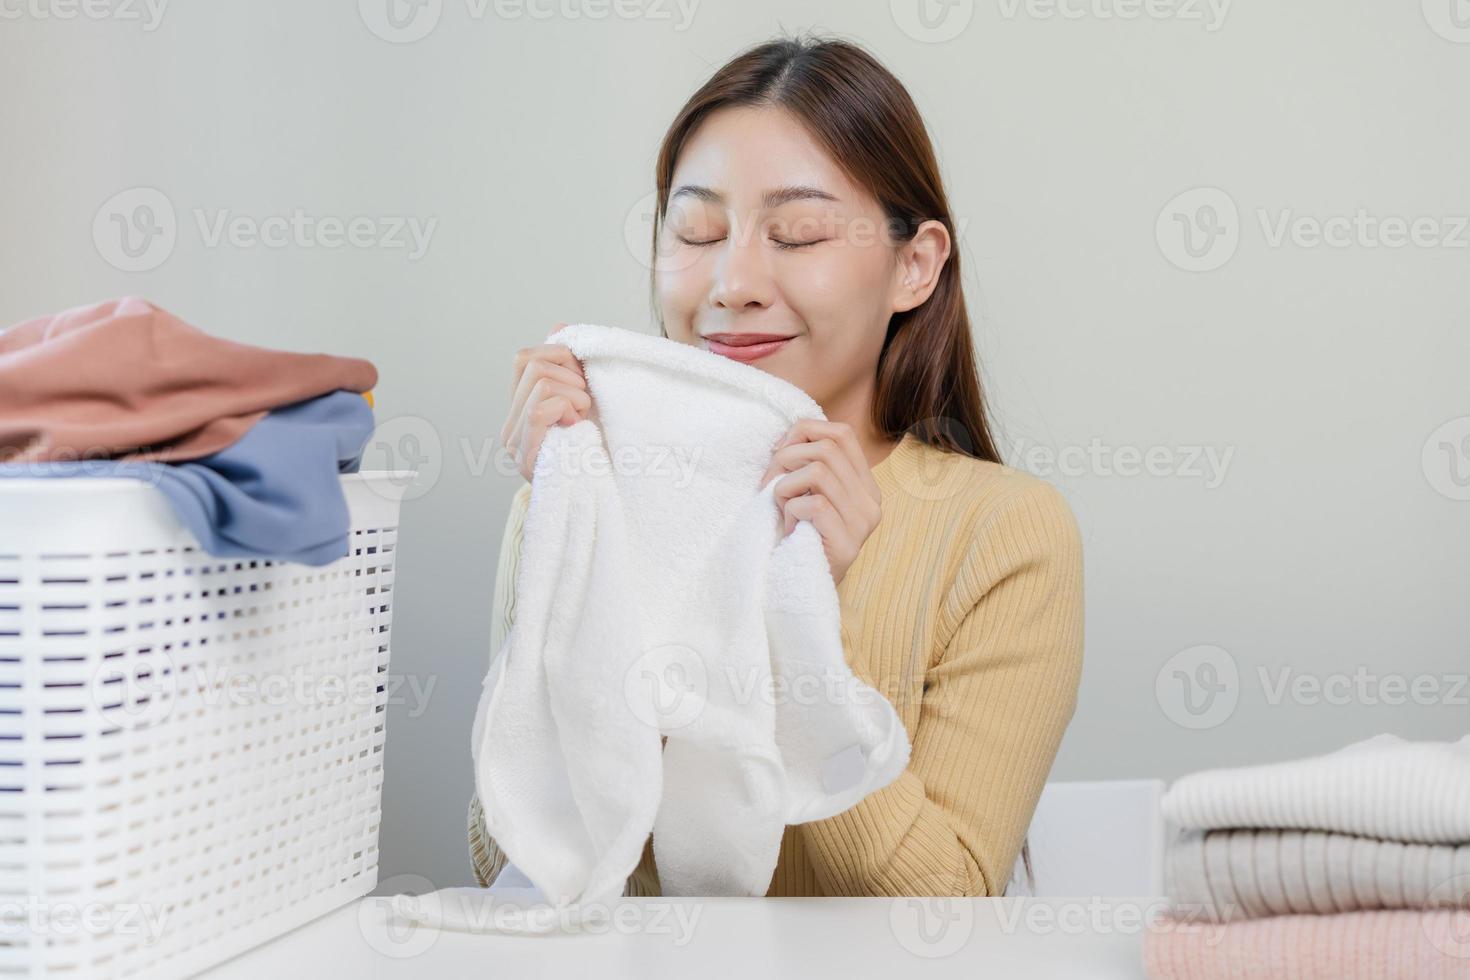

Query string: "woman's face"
[655, 105, 946, 414]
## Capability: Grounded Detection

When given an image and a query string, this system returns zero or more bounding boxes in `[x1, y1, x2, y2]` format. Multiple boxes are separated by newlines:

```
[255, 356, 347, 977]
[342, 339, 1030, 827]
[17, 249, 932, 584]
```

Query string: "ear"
[890, 219, 952, 314]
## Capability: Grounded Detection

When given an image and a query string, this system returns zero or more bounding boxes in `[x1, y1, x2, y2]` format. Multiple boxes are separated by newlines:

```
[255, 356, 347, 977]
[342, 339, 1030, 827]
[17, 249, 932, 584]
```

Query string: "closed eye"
[677, 235, 828, 249]
[772, 237, 827, 250]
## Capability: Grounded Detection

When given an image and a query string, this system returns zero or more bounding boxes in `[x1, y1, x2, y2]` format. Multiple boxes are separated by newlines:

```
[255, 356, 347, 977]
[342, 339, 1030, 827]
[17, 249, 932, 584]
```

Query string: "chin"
[756, 363, 804, 391]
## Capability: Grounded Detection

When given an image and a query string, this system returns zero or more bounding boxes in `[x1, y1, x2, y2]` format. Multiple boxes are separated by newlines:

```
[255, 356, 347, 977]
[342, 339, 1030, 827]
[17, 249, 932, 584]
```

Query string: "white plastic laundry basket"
[0, 472, 406, 979]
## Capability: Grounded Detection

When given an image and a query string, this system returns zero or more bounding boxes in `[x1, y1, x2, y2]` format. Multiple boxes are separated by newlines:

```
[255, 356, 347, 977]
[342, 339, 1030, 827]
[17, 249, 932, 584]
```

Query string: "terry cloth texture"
[464, 325, 1086, 903]
[467, 323, 912, 923]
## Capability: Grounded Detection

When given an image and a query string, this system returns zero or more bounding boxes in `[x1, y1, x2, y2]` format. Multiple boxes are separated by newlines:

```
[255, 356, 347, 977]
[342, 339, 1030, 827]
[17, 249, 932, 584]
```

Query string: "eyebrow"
[668, 183, 840, 209]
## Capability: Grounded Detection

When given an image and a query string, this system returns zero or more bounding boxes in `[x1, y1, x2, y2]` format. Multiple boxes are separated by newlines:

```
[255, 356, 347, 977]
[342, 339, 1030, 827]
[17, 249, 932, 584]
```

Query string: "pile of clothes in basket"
[0, 296, 379, 565]
[1146, 732, 1470, 979]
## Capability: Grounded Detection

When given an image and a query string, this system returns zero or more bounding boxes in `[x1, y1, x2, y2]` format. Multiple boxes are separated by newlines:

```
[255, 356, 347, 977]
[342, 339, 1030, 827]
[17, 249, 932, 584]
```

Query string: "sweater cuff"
[467, 792, 509, 887]
[797, 769, 972, 896]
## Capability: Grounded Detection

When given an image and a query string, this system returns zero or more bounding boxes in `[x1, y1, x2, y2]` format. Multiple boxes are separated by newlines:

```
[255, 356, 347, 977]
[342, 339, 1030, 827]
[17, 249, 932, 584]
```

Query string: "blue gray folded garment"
[0, 390, 374, 566]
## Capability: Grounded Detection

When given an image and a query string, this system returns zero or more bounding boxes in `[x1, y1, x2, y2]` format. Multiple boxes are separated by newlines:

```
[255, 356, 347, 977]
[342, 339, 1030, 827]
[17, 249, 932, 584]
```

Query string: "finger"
[503, 360, 590, 445]
[507, 360, 587, 423]
[772, 419, 879, 496]
[528, 391, 581, 430]
[780, 492, 850, 548]
[515, 393, 579, 479]
[529, 383, 589, 428]
[761, 436, 863, 497]
[506, 398, 544, 477]
[512, 341, 587, 392]
[505, 346, 582, 444]
[507, 406, 537, 478]
[772, 460, 860, 536]
[542, 323, 586, 377]
[772, 417, 843, 453]
[504, 379, 590, 466]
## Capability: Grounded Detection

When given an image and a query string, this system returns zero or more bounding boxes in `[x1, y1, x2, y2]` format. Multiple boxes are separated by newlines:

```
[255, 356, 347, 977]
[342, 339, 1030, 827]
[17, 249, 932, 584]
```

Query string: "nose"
[708, 220, 774, 313]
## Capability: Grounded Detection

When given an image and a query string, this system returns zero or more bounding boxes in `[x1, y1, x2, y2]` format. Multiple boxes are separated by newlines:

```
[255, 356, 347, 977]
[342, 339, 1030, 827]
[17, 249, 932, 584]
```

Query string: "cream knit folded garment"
[1160, 733, 1470, 844]
[1167, 828, 1470, 922]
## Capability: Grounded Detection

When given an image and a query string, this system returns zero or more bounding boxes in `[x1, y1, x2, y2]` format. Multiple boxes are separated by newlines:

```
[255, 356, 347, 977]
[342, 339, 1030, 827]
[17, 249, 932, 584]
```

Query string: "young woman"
[470, 34, 1084, 898]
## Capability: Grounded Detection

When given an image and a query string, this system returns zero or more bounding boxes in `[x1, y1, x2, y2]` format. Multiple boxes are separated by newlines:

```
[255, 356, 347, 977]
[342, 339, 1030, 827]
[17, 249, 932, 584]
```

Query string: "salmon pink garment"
[0, 296, 377, 464]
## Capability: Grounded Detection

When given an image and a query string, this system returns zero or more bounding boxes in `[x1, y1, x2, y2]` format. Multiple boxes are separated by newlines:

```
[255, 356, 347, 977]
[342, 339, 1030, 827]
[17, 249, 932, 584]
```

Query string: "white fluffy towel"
[1161, 732, 1470, 844]
[465, 324, 909, 919]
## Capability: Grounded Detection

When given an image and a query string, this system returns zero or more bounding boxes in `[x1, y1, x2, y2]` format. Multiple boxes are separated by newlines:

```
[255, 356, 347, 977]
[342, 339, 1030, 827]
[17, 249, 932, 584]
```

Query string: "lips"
[703, 333, 796, 363]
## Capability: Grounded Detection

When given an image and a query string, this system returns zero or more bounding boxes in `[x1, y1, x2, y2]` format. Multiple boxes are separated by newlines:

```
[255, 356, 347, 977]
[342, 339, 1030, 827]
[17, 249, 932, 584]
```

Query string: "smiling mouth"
[702, 333, 796, 363]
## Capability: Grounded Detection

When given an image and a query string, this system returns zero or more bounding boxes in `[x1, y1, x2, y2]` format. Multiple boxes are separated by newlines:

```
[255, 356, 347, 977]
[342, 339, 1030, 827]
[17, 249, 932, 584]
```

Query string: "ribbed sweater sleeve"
[471, 445, 1086, 899]
[797, 480, 1086, 896]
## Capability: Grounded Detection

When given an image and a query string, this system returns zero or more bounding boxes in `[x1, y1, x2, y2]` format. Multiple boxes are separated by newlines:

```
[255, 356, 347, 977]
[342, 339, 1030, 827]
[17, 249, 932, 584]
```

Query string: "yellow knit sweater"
[468, 431, 1085, 897]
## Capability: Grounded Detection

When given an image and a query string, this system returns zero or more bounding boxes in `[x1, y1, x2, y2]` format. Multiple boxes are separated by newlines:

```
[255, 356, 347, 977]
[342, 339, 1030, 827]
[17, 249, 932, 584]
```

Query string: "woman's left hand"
[758, 419, 883, 586]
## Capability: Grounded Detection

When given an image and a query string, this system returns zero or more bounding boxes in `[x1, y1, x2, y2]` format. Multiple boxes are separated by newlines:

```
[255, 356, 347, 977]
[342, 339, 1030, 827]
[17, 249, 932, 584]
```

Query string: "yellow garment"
[468, 431, 1085, 896]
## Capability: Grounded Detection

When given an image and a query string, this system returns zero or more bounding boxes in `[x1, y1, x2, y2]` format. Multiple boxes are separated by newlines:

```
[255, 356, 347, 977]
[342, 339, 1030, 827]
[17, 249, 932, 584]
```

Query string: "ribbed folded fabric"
[1167, 828, 1470, 922]
[1161, 733, 1470, 844]
[1150, 735, 1470, 980]
[1143, 909, 1470, 979]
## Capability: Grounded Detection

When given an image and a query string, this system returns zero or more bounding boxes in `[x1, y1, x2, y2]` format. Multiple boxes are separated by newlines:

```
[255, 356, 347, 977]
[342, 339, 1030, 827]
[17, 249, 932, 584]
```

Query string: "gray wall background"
[2, 0, 1465, 892]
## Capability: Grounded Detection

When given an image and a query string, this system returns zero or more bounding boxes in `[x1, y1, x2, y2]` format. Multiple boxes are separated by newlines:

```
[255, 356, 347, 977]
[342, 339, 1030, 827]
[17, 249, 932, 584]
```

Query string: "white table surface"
[200, 894, 1165, 979]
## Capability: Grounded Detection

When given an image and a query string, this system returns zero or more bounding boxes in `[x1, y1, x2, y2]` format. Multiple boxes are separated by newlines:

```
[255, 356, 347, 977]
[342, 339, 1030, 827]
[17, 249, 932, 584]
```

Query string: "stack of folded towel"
[0, 296, 379, 565]
[1145, 733, 1470, 979]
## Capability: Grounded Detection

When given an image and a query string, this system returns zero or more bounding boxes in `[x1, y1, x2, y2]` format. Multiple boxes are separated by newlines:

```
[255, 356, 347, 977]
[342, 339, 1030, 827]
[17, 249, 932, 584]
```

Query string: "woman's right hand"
[500, 323, 592, 483]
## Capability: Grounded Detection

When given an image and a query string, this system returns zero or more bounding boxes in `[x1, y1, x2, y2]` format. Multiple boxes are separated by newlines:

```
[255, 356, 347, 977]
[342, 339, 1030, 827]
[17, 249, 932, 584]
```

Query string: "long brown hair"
[650, 32, 1001, 466]
[650, 34, 1032, 895]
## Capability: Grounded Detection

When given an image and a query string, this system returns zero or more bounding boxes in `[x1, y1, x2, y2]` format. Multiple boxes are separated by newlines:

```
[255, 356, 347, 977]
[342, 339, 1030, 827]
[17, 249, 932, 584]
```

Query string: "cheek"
[777, 246, 894, 333]
[655, 261, 709, 335]
[777, 248, 894, 396]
